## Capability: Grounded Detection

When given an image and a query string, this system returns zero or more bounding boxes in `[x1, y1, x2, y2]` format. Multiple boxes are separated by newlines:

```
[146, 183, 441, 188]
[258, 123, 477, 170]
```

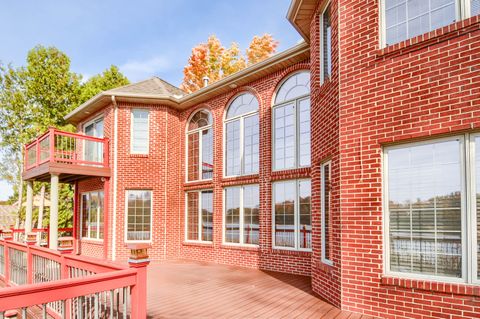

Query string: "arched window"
[187, 110, 213, 181]
[273, 71, 311, 170]
[225, 93, 259, 176]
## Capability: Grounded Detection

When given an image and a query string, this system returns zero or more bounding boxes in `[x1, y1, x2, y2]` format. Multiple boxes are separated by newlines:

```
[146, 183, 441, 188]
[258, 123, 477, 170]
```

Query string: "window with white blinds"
[131, 109, 149, 154]
[385, 135, 480, 283]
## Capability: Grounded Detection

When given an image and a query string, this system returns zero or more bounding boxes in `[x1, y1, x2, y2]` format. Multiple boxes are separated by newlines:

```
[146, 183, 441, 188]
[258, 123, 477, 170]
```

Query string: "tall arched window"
[225, 93, 259, 176]
[273, 71, 311, 170]
[187, 110, 213, 181]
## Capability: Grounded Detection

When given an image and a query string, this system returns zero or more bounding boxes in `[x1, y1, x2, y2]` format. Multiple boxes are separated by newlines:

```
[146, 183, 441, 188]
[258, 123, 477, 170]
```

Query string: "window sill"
[129, 153, 149, 158]
[182, 241, 213, 247]
[270, 248, 312, 257]
[271, 167, 311, 181]
[221, 244, 259, 252]
[183, 180, 214, 190]
[381, 275, 480, 296]
[221, 175, 259, 186]
[377, 15, 480, 59]
[315, 260, 334, 273]
[80, 238, 104, 245]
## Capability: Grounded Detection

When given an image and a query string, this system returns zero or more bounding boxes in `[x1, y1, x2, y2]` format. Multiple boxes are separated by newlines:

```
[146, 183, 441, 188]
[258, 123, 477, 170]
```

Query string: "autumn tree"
[181, 34, 278, 93]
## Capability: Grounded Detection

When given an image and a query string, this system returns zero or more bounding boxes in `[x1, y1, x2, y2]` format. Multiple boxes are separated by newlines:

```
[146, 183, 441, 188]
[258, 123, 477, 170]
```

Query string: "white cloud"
[119, 56, 171, 82]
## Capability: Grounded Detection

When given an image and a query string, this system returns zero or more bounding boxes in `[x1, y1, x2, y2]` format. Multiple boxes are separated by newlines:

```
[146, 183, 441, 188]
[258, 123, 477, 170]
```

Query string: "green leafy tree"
[79, 65, 129, 104]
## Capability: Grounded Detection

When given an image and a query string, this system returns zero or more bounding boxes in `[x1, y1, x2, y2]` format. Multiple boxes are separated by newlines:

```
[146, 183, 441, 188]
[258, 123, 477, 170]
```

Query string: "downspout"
[111, 95, 119, 261]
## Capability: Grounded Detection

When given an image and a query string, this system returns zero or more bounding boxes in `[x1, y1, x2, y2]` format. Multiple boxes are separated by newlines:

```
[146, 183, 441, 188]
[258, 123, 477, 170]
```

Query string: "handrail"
[23, 128, 109, 171]
[0, 269, 137, 311]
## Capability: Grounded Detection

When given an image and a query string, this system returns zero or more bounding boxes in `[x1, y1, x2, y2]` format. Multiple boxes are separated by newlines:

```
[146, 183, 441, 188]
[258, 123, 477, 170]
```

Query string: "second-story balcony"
[22, 128, 110, 183]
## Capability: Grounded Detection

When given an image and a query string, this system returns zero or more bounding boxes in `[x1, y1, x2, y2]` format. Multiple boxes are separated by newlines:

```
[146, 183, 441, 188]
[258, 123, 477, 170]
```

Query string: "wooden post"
[2, 232, 12, 284]
[49, 174, 59, 250]
[127, 243, 150, 319]
[25, 181, 34, 236]
[73, 182, 79, 255]
[59, 236, 73, 319]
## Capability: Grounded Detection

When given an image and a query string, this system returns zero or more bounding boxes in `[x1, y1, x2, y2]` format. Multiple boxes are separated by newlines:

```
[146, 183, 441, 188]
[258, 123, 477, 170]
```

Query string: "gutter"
[111, 95, 118, 261]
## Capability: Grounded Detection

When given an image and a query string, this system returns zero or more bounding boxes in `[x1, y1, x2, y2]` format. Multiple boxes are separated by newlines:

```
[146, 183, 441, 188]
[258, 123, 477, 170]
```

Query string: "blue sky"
[0, 0, 301, 200]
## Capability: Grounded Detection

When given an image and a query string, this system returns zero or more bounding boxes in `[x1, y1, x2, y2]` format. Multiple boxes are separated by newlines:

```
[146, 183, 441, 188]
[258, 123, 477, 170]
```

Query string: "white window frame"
[83, 116, 104, 162]
[222, 185, 260, 247]
[320, 1, 332, 84]
[223, 93, 259, 178]
[272, 94, 311, 171]
[379, 0, 477, 48]
[382, 135, 474, 283]
[185, 110, 213, 183]
[80, 190, 104, 241]
[321, 161, 333, 265]
[124, 190, 153, 243]
[272, 179, 312, 252]
[185, 190, 214, 243]
[130, 109, 150, 155]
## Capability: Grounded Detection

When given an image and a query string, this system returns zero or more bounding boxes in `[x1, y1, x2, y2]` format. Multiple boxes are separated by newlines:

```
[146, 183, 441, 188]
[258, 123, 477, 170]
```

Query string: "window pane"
[202, 129, 213, 179]
[322, 163, 331, 259]
[98, 192, 104, 239]
[473, 0, 480, 15]
[187, 133, 199, 181]
[201, 191, 213, 242]
[274, 181, 296, 248]
[226, 93, 258, 119]
[132, 109, 149, 153]
[187, 192, 199, 241]
[274, 104, 296, 170]
[126, 190, 152, 241]
[188, 110, 211, 131]
[385, 0, 455, 46]
[298, 98, 311, 167]
[322, 5, 332, 80]
[387, 140, 462, 278]
[275, 71, 310, 104]
[81, 194, 89, 238]
[299, 180, 311, 249]
[243, 114, 259, 175]
[476, 136, 480, 279]
[225, 187, 241, 243]
[226, 120, 241, 176]
[243, 185, 260, 245]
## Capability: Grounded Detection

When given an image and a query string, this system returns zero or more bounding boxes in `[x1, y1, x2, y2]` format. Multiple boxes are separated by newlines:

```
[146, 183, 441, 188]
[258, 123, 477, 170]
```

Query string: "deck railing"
[24, 128, 109, 171]
[0, 227, 73, 247]
[0, 238, 148, 318]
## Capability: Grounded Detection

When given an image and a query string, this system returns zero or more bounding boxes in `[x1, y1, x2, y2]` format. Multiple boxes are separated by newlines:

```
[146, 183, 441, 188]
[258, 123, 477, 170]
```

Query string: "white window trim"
[130, 109, 150, 155]
[222, 185, 260, 247]
[185, 110, 213, 183]
[223, 108, 259, 178]
[272, 179, 312, 252]
[184, 190, 214, 243]
[379, 0, 474, 48]
[382, 135, 474, 284]
[272, 94, 311, 172]
[320, 1, 331, 85]
[80, 190, 104, 241]
[124, 190, 153, 244]
[321, 161, 333, 265]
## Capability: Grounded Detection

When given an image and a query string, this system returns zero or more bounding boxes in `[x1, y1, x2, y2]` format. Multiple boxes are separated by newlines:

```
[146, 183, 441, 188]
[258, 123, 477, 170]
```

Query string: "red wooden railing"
[0, 238, 148, 318]
[0, 227, 73, 248]
[24, 128, 109, 171]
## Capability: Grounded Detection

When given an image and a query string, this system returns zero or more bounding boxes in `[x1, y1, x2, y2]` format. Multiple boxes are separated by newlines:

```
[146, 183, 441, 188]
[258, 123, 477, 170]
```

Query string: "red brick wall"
[309, 0, 342, 307]
[338, 0, 480, 316]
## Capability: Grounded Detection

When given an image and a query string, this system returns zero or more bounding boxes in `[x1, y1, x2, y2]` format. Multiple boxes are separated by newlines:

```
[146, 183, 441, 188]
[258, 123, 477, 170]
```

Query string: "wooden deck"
[146, 260, 372, 319]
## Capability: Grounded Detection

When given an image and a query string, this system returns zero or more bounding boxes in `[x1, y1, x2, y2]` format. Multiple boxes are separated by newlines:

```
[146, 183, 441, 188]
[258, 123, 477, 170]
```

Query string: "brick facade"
[67, 0, 480, 317]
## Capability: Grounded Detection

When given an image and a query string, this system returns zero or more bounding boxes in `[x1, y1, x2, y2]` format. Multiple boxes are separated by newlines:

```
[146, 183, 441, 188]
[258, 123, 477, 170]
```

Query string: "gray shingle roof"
[106, 77, 185, 97]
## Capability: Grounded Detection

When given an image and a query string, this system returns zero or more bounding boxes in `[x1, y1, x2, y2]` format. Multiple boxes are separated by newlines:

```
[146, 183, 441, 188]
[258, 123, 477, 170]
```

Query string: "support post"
[49, 174, 59, 250]
[127, 243, 150, 319]
[2, 231, 13, 284]
[25, 181, 34, 236]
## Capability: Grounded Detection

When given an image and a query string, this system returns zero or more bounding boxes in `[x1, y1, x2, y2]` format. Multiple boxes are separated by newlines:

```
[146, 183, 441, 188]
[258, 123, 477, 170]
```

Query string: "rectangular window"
[273, 180, 311, 251]
[320, 3, 332, 83]
[471, 0, 480, 15]
[226, 121, 241, 176]
[131, 109, 149, 154]
[243, 114, 260, 175]
[84, 117, 104, 163]
[224, 185, 259, 245]
[321, 162, 332, 264]
[385, 138, 465, 280]
[126, 190, 152, 242]
[273, 98, 311, 170]
[186, 190, 213, 242]
[81, 191, 104, 240]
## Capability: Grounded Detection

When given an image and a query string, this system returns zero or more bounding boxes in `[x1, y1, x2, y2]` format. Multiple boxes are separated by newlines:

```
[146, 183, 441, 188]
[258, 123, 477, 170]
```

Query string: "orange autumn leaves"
[181, 34, 278, 93]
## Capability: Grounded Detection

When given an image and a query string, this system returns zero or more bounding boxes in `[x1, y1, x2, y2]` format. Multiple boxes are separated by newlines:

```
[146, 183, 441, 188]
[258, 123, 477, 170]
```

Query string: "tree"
[0, 45, 130, 230]
[180, 34, 278, 93]
[79, 65, 130, 104]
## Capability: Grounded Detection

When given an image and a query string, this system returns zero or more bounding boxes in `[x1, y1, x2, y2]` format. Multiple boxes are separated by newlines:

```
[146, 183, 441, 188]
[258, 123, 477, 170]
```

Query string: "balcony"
[23, 128, 110, 183]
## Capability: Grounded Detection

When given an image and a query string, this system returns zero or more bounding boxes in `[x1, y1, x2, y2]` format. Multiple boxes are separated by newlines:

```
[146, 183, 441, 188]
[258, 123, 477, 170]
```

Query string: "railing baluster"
[94, 293, 99, 319]
[0, 311, 4, 319]
[21, 307, 26, 319]
[110, 290, 114, 319]
[123, 287, 127, 319]
[42, 303, 47, 319]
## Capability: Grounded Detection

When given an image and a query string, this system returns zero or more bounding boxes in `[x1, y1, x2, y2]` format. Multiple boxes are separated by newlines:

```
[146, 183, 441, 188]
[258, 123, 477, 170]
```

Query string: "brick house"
[21, 0, 480, 317]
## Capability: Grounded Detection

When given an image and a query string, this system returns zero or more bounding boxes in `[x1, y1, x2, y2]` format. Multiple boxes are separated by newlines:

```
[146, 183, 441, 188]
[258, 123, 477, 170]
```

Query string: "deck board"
[146, 260, 369, 319]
